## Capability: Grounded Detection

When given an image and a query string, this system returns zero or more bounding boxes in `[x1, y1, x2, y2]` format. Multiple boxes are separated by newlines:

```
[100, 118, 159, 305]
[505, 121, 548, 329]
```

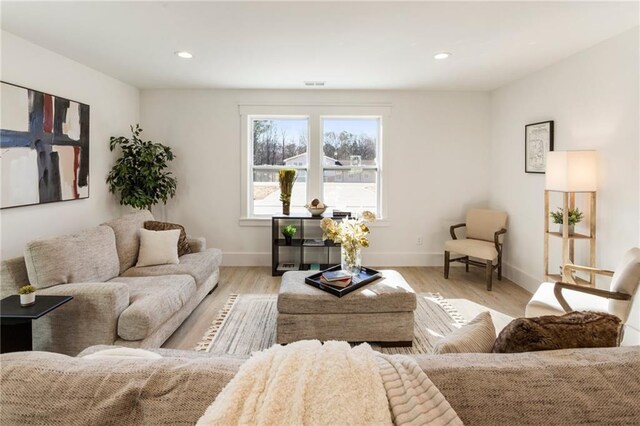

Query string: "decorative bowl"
[306, 206, 327, 216]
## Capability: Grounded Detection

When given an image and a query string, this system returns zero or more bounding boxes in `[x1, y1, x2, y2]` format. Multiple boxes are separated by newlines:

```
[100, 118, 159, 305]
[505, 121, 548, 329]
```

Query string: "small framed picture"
[525, 121, 554, 174]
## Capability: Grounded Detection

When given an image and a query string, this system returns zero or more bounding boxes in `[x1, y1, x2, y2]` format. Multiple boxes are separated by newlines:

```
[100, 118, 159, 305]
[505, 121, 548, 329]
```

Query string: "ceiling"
[1, 1, 638, 90]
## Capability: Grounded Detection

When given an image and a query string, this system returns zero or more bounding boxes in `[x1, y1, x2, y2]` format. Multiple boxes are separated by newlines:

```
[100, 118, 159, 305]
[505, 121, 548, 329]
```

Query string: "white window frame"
[319, 115, 383, 219]
[240, 104, 390, 225]
[247, 115, 310, 219]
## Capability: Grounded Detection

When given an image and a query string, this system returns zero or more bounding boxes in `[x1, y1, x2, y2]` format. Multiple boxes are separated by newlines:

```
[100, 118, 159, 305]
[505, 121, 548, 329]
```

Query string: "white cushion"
[444, 238, 498, 261]
[609, 248, 640, 321]
[136, 228, 180, 267]
[525, 282, 610, 318]
[433, 311, 496, 354]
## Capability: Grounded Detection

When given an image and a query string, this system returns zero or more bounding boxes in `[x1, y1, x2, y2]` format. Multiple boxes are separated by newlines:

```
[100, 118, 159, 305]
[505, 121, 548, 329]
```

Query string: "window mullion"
[308, 112, 322, 202]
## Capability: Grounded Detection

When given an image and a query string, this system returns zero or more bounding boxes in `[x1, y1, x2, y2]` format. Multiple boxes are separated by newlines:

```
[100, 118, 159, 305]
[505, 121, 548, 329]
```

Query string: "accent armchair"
[526, 247, 640, 324]
[444, 208, 508, 291]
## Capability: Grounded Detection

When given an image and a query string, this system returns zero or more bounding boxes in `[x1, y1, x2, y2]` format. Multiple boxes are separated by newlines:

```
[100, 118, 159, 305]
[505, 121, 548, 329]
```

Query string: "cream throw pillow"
[136, 228, 180, 267]
[433, 311, 496, 354]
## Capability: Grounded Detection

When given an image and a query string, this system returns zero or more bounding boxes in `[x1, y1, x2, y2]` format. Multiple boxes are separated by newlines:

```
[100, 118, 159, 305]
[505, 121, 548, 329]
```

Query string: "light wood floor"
[163, 266, 532, 350]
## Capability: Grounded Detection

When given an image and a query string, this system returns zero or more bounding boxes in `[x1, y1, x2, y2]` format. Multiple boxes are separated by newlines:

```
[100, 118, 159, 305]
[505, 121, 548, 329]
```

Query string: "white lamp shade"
[545, 150, 597, 192]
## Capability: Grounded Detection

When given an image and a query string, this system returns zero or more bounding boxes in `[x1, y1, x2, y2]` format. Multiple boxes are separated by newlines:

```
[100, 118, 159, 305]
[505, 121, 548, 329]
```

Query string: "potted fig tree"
[106, 124, 177, 210]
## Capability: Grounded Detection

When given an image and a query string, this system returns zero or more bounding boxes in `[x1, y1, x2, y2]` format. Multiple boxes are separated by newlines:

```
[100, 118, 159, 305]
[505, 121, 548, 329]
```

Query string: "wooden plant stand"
[544, 190, 596, 287]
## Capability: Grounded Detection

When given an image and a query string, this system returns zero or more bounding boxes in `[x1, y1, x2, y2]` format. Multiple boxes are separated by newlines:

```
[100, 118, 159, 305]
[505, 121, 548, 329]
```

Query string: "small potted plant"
[550, 207, 584, 236]
[18, 285, 36, 307]
[282, 225, 297, 246]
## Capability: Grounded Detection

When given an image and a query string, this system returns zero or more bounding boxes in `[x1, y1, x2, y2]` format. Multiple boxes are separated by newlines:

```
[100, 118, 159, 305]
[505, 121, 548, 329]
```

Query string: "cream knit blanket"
[197, 340, 462, 426]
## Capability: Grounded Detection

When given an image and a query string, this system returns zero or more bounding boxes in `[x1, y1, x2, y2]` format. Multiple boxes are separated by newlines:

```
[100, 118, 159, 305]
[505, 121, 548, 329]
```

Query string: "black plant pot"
[284, 236, 292, 246]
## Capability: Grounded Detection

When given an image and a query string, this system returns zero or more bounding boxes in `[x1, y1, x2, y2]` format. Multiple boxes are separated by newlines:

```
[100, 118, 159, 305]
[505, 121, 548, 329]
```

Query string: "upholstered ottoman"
[277, 270, 417, 346]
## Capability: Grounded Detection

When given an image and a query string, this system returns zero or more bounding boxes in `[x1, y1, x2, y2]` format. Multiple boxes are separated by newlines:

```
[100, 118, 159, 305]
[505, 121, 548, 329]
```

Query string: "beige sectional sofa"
[0, 211, 222, 355]
[1, 346, 639, 425]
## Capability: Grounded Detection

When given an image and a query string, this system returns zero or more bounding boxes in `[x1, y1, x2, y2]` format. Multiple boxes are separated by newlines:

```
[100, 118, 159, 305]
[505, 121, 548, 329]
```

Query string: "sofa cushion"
[121, 248, 222, 287]
[0, 350, 243, 426]
[103, 210, 154, 274]
[278, 270, 417, 314]
[24, 226, 119, 290]
[113, 275, 196, 341]
[144, 221, 192, 257]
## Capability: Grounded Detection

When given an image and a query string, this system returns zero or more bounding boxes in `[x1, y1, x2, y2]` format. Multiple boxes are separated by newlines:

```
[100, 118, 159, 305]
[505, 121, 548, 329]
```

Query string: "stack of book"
[319, 270, 352, 288]
[332, 210, 352, 218]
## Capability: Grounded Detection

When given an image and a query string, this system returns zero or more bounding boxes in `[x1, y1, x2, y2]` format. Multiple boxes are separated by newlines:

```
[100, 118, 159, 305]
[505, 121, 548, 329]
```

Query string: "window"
[321, 117, 380, 213]
[241, 106, 387, 221]
[250, 117, 309, 216]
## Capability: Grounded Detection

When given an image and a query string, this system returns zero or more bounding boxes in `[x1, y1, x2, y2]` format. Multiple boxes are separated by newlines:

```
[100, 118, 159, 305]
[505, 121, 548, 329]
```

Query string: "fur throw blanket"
[197, 340, 462, 426]
[493, 311, 622, 353]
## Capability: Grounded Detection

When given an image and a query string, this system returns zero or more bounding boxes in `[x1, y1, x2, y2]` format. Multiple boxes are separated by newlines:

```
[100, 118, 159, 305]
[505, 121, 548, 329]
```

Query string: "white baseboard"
[502, 262, 542, 294]
[365, 251, 444, 267]
[221, 251, 446, 267]
[222, 252, 271, 266]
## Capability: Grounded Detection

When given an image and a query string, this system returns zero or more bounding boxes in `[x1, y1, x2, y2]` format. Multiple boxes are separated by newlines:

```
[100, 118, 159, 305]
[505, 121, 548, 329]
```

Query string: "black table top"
[0, 295, 73, 319]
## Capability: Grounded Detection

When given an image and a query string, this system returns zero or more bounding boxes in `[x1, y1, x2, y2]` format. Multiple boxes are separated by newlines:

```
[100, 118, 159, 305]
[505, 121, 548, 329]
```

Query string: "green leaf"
[105, 124, 178, 209]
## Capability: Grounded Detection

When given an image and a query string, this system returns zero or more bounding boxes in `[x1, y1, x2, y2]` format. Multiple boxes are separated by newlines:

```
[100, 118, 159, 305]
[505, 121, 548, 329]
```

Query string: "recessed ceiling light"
[434, 52, 451, 60]
[175, 51, 193, 59]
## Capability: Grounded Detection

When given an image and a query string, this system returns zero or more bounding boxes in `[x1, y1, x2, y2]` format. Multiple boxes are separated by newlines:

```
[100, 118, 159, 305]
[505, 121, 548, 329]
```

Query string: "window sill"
[239, 216, 390, 227]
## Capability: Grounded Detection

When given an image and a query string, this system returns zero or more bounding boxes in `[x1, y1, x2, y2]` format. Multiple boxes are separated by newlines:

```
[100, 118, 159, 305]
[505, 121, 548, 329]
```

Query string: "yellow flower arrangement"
[320, 211, 376, 273]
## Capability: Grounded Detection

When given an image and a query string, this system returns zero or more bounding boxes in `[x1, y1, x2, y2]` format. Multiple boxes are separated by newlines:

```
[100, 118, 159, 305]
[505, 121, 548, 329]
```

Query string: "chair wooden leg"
[485, 260, 493, 291]
[465, 256, 469, 272]
[444, 251, 450, 279]
[497, 254, 503, 281]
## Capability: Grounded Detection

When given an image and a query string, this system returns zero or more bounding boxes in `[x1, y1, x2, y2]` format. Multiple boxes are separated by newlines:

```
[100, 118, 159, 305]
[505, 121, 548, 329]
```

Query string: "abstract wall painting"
[525, 120, 554, 174]
[1, 82, 89, 208]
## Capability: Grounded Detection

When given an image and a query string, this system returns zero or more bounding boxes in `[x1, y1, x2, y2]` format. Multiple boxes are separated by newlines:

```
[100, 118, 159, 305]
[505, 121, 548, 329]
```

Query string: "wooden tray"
[304, 265, 382, 297]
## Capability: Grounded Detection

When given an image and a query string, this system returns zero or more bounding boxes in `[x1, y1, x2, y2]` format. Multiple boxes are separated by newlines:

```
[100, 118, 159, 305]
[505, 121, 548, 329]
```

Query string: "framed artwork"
[0, 82, 90, 209]
[525, 120, 554, 174]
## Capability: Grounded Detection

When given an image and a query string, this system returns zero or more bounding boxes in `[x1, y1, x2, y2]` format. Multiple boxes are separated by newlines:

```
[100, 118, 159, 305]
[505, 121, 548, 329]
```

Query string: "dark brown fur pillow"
[492, 311, 622, 353]
[144, 221, 192, 257]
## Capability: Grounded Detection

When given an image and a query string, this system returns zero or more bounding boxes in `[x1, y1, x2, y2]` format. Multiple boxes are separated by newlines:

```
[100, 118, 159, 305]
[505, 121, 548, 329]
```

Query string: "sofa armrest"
[187, 236, 207, 253]
[35, 282, 130, 356]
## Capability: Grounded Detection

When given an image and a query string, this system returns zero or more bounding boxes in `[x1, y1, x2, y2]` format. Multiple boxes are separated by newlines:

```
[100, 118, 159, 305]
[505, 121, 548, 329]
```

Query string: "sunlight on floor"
[447, 298, 516, 333]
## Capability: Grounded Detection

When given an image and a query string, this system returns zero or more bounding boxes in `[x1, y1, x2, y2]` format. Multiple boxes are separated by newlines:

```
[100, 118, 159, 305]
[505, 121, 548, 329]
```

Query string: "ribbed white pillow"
[433, 311, 497, 354]
[136, 228, 180, 267]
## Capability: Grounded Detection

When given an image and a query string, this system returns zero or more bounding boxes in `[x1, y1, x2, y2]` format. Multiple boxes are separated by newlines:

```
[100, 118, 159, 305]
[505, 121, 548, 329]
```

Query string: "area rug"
[194, 293, 467, 355]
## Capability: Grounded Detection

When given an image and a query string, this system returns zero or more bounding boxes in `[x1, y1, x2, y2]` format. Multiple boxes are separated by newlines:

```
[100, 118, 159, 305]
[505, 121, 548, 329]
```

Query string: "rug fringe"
[425, 292, 467, 326]
[194, 294, 239, 352]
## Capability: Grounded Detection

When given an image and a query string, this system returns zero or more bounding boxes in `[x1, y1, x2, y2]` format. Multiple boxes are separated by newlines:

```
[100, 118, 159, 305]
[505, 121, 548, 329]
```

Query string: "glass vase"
[341, 245, 362, 276]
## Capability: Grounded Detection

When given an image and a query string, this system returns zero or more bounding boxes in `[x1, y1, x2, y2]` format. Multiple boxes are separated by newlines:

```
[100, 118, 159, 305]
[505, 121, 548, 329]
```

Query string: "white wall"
[490, 28, 640, 343]
[140, 89, 491, 266]
[0, 31, 140, 258]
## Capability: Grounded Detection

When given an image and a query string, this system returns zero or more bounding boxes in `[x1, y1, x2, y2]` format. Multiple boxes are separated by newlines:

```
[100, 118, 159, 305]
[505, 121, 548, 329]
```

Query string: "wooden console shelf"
[271, 213, 341, 276]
